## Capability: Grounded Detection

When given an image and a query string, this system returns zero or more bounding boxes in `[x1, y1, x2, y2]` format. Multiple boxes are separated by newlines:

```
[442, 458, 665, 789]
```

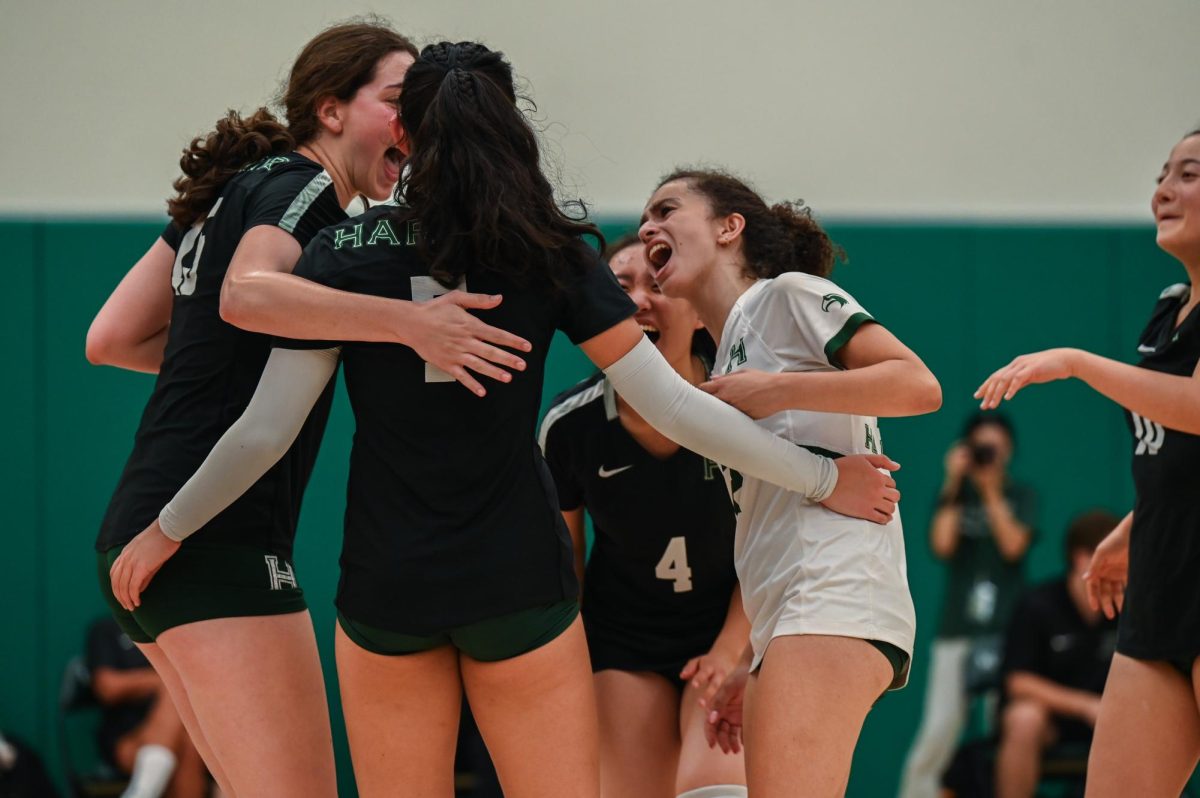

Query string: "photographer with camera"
[900, 412, 1037, 798]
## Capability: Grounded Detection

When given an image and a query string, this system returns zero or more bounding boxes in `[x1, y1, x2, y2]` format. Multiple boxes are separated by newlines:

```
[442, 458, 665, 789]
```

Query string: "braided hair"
[393, 41, 602, 289]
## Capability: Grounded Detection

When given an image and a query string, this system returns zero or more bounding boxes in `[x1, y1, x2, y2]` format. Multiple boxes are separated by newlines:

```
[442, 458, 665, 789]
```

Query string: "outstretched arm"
[581, 319, 901, 523]
[109, 346, 339, 610]
[220, 226, 531, 397]
[976, 348, 1200, 434]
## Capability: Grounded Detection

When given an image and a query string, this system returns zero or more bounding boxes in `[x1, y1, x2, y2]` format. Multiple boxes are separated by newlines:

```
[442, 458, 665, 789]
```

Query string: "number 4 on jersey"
[655, 536, 693, 593]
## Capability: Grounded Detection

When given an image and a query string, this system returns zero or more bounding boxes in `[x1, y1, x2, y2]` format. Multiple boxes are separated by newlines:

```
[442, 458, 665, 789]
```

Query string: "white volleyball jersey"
[714, 273, 916, 686]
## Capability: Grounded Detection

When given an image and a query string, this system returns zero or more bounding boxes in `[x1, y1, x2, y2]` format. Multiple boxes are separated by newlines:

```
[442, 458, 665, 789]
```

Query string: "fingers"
[864, 454, 900, 472]
[469, 340, 527, 372]
[470, 321, 533, 355]
[883, 488, 901, 504]
[699, 380, 718, 395]
[679, 658, 700, 681]
[445, 291, 503, 310]
[460, 354, 512, 385]
[1084, 574, 1100, 613]
[109, 557, 128, 611]
[448, 366, 487, 398]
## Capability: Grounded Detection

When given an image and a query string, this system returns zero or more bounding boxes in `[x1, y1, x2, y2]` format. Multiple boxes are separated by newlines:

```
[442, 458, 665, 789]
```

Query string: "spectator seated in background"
[994, 510, 1120, 798]
[85, 617, 209, 798]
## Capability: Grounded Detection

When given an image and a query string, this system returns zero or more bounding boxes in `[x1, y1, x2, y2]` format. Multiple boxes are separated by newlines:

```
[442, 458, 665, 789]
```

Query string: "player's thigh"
[460, 615, 599, 798]
[1086, 653, 1200, 798]
[676, 678, 746, 795]
[136, 641, 234, 796]
[744, 635, 890, 798]
[156, 612, 336, 798]
[592, 669, 680, 798]
[334, 622, 462, 798]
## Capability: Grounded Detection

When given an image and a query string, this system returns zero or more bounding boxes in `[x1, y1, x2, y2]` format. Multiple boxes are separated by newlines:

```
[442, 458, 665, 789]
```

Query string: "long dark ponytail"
[167, 20, 417, 228]
[394, 41, 602, 289]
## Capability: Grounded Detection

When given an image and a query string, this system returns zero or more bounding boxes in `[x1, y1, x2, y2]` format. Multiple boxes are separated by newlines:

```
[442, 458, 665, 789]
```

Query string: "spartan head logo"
[821, 293, 848, 312]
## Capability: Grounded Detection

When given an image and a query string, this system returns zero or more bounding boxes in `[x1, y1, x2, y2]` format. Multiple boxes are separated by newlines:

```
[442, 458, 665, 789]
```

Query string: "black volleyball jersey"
[539, 373, 737, 652]
[97, 153, 344, 554]
[1121, 283, 1200, 659]
[276, 205, 636, 633]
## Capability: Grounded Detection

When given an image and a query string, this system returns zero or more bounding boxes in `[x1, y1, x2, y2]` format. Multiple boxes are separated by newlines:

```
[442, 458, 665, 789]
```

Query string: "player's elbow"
[912, 370, 943, 415]
[85, 320, 123, 366]
[218, 276, 249, 328]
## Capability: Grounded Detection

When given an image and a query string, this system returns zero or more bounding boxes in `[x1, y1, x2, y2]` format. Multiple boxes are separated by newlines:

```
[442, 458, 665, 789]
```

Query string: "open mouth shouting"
[646, 241, 672, 271]
[639, 323, 661, 344]
[383, 146, 404, 185]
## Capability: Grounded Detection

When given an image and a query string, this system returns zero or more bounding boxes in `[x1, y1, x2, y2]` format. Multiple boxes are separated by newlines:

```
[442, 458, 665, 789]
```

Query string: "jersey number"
[171, 197, 222, 296]
[655, 536, 693, 593]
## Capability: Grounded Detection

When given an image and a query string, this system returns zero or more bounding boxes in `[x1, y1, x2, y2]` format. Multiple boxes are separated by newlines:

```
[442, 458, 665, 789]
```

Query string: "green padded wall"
[1, 218, 1181, 796]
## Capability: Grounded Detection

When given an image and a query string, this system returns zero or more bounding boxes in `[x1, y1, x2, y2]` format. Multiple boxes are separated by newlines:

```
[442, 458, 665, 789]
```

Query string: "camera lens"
[971, 444, 997, 466]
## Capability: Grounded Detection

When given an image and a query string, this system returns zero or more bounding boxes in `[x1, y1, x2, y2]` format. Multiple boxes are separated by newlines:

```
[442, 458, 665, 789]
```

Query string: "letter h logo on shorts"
[1131, 412, 1165, 456]
[264, 555, 298, 590]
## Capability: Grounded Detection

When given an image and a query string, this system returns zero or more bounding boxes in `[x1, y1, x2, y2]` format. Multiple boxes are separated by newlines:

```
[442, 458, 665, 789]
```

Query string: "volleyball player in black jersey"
[540, 236, 747, 798]
[88, 23, 534, 798]
[108, 42, 903, 797]
[976, 129, 1200, 796]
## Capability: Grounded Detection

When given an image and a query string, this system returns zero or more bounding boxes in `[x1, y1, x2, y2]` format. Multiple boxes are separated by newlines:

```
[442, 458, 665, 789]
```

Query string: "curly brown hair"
[167, 20, 417, 228]
[656, 168, 844, 280]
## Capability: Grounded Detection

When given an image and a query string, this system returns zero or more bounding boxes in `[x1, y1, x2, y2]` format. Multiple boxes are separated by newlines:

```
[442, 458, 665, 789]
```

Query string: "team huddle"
[84, 16, 1200, 798]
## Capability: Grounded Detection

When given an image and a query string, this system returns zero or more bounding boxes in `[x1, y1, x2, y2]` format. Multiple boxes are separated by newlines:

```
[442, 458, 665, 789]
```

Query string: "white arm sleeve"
[158, 347, 341, 542]
[603, 337, 837, 500]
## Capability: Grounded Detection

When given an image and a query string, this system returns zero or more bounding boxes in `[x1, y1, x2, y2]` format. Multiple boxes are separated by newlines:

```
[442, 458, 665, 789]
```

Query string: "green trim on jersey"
[279, 171, 334, 234]
[823, 311, 875, 369]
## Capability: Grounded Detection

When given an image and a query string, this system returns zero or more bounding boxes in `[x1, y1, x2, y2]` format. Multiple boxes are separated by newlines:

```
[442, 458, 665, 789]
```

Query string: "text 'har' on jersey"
[334, 219, 421, 250]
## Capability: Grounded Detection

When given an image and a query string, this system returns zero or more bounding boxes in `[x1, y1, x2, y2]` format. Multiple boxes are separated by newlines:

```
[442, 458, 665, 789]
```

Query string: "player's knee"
[1000, 700, 1050, 745]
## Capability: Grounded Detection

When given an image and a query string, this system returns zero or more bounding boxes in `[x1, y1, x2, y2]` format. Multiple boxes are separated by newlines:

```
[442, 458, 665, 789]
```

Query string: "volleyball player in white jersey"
[639, 169, 942, 797]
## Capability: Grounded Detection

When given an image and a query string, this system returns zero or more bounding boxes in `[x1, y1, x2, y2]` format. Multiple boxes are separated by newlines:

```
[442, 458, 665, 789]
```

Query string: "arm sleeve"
[604, 337, 837, 500]
[158, 347, 341, 541]
[538, 406, 584, 510]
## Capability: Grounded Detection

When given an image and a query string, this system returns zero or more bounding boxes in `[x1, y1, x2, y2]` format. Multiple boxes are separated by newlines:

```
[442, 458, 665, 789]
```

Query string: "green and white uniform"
[715, 272, 916, 688]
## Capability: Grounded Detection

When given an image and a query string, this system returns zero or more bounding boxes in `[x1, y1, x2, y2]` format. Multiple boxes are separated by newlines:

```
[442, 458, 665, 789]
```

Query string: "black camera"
[970, 443, 997, 467]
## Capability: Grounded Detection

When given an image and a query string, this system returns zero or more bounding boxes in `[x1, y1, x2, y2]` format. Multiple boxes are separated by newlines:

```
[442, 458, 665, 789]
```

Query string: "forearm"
[981, 492, 1031, 561]
[92, 669, 161, 704]
[929, 506, 962, 559]
[1007, 672, 1099, 722]
[222, 270, 417, 344]
[1073, 351, 1200, 434]
[159, 348, 338, 541]
[604, 338, 837, 500]
[89, 328, 169, 374]
[769, 360, 942, 417]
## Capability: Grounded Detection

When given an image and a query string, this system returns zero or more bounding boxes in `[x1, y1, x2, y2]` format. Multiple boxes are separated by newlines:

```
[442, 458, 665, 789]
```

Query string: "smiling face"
[638, 179, 734, 299]
[1152, 133, 1200, 266]
[337, 50, 415, 201]
[608, 242, 702, 364]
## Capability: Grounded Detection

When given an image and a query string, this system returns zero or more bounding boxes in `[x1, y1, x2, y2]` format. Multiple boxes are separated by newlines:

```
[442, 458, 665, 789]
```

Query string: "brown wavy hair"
[656, 168, 843, 279]
[392, 41, 602, 290]
[167, 19, 417, 228]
